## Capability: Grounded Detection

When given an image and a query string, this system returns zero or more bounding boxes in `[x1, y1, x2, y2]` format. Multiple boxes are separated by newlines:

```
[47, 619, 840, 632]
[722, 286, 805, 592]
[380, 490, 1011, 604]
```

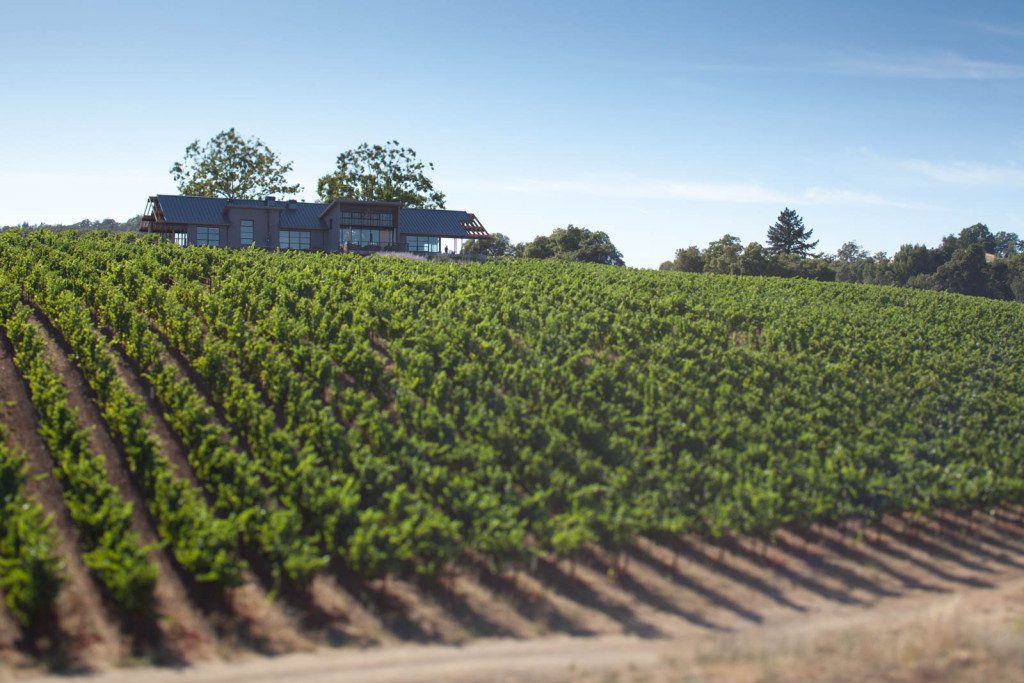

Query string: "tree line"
[659, 208, 1024, 302]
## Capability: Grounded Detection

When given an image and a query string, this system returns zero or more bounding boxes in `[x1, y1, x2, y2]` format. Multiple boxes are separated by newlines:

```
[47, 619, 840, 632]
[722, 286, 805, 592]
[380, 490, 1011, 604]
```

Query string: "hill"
[1, 229, 1023, 673]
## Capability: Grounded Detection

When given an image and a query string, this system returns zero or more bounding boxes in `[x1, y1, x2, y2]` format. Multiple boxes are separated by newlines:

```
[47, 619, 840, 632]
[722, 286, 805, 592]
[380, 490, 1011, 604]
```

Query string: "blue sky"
[1, 0, 1022, 267]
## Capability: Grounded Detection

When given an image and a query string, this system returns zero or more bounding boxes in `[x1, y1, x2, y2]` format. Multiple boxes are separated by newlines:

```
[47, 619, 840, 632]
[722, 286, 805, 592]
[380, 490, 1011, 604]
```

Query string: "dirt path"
[16, 506, 1024, 683]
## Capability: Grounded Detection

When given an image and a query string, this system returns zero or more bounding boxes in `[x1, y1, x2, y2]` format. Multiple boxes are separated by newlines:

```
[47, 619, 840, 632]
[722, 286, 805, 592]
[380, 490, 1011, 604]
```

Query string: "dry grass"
[685, 599, 1024, 683]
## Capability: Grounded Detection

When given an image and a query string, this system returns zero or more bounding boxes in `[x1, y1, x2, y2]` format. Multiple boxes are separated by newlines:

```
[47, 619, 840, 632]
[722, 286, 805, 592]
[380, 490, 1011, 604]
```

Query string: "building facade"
[140, 194, 489, 254]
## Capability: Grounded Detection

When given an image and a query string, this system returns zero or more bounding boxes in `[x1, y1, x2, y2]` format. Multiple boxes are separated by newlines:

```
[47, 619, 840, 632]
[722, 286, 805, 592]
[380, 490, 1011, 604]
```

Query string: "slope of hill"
[0, 229, 1022, 674]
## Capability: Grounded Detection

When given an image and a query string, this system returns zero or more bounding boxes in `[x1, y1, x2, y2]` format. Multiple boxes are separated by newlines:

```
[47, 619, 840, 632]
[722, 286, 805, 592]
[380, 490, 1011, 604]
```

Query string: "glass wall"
[407, 236, 440, 253]
[349, 228, 380, 247]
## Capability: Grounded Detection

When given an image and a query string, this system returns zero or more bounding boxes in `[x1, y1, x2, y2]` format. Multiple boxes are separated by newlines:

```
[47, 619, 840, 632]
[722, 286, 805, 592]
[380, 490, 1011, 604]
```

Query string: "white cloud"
[831, 52, 1024, 80]
[901, 160, 1024, 186]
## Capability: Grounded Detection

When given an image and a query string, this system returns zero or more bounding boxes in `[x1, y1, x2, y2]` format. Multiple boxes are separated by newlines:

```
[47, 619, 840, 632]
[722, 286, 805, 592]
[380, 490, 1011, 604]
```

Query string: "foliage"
[316, 141, 445, 208]
[703, 235, 744, 274]
[171, 128, 302, 199]
[2, 229, 1024, 591]
[664, 219, 1024, 302]
[2, 217, 141, 232]
[520, 225, 624, 266]
[659, 246, 703, 273]
[0, 280, 157, 612]
[20, 271, 247, 587]
[463, 232, 517, 258]
[0, 427, 63, 629]
[767, 208, 818, 257]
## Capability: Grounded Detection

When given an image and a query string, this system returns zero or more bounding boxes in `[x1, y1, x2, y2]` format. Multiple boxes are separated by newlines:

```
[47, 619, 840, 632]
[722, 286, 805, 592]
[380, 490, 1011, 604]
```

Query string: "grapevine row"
[0, 425, 63, 631]
[0, 275, 157, 612]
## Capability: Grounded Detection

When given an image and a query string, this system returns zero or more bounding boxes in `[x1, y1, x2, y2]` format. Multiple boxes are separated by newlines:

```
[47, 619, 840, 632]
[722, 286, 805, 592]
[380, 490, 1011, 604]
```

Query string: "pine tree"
[766, 208, 818, 257]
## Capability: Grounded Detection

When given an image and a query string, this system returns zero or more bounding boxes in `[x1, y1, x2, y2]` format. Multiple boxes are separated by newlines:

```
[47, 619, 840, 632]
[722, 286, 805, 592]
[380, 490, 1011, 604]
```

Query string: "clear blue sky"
[1, 0, 1022, 267]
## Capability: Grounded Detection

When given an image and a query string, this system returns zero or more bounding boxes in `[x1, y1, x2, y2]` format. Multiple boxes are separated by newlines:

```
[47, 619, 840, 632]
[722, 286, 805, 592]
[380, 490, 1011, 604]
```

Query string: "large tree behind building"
[170, 128, 302, 199]
[767, 208, 818, 257]
[317, 141, 446, 208]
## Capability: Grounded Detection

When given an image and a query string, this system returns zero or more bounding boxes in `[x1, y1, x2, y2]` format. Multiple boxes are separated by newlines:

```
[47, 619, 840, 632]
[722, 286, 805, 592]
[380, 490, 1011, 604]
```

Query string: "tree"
[660, 246, 704, 272]
[766, 208, 818, 257]
[170, 128, 302, 199]
[773, 253, 836, 281]
[463, 232, 517, 258]
[932, 244, 989, 297]
[703, 235, 744, 274]
[317, 141, 445, 208]
[832, 241, 873, 282]
[522, 235, 555, 259]
[522, 225, 624, 266]
[1005, 254, 1024, 301]
[955, 223, 995, 253]
[739, 242, 772, 276]
[992, 230, 1023, 258]
[835, 241, 869, 264]
[891, 244, 935, 285]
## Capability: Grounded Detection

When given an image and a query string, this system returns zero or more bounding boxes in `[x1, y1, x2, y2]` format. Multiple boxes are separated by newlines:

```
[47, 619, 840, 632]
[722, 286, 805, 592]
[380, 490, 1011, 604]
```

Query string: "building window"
[348, 228, 380, 247]
[279, 230, 311, 250]
[196, 226, 221, 246]
[407, 236, 440, 253]
[240, 219, 254, 246]
[173, 232, 188, 247]
[340, 211, 393, 227]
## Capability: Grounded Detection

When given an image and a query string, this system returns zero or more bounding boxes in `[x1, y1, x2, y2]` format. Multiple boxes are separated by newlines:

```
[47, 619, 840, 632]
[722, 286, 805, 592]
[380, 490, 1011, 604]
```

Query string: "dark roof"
[281, 201, 329, 228]
[399, 208, 481, 238]
[155, 195, 230, 225]
[153, 195, 487, 237]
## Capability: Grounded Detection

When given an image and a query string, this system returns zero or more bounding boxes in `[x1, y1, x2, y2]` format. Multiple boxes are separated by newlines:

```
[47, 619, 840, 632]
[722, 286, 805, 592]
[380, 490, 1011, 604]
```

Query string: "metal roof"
[154, 195, 487, 237]
[281, 201, 329, 228]
[155, 195, 230, 225]
[399, 208, 481, 238]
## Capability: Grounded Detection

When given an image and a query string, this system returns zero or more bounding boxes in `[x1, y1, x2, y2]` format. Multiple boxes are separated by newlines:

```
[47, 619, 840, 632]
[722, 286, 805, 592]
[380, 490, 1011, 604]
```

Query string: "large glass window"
[173, 232, 188, 247]
[240, 219, 254, 246]
[348, 228, 380, 247]
[407, 236, 440, 253]
[279, 230, 311, 250]
[196, 226, 221, 246]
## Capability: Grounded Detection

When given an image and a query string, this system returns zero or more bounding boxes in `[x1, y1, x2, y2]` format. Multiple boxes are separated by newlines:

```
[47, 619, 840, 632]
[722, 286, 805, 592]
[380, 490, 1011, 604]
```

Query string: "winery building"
[140, 194, 489, 254]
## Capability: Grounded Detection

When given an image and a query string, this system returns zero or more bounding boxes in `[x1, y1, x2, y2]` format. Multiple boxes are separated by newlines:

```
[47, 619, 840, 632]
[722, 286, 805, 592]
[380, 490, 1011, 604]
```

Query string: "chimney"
[265, 195, 276, 205]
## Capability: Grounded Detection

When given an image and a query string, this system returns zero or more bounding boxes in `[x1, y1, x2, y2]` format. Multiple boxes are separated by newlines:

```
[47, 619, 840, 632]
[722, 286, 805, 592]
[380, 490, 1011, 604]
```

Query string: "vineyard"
[1, 229, 1024, 672]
